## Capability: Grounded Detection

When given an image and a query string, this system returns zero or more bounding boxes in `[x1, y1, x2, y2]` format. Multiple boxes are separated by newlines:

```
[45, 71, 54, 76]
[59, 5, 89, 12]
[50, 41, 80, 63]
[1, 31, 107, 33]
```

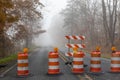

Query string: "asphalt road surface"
[0, 47, 79, 80]
[60, 48, 120, 80]
[0, 47, 120, 80]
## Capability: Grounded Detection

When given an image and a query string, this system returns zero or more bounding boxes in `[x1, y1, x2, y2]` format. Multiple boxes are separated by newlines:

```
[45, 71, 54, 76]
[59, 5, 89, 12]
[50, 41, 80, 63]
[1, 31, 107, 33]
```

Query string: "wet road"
[0, 47, 80, 80]
[0, 47, 120, 80]
[60, 48, 120, 80]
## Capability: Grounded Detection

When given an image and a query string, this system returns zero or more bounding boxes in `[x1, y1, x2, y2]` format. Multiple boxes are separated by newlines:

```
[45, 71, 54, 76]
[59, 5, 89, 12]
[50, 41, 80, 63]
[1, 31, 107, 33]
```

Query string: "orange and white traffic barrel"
[90, 51, 101, 73]
[17, 53, 29, 76]
[48, 52, 60, 74]
[110, 51, 120, 72]
[72, 51, 84, 73]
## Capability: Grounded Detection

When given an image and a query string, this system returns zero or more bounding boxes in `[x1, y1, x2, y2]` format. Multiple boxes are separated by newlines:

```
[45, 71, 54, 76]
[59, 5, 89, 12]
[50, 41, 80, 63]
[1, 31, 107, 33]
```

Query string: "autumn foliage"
[0, 0, 44, 58]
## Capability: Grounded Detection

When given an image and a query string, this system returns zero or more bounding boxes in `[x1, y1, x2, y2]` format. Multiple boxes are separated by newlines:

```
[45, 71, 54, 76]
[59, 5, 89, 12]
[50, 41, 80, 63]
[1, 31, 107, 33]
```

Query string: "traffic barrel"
[17, 53, 29, 76]
[90, 51, 101, 73]
[110, 51, 120, 72]
[48, 52, 60, 74]
[72, 51, 84, 73]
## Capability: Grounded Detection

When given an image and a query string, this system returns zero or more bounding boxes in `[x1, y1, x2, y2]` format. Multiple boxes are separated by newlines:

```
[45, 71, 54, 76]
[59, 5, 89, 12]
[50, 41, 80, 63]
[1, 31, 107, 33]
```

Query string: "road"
[60, 48, 120, 80]
[0, 47, 80, 80]
[0, 47, 120, 80]
[84, 53, 120, 80]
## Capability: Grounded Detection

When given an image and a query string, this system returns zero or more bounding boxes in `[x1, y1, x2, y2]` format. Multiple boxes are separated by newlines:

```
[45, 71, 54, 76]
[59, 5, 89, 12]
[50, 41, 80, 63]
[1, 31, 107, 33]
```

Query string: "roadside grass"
[84, 50, 111, 59]
[0, 45, 40, 64]
[101, 53, 111, 59]
[0, 54, 17, 64]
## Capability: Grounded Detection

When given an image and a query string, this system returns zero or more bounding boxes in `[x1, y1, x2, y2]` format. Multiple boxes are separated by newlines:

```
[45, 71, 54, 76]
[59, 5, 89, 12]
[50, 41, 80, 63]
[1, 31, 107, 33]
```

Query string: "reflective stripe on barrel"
[72, 51, 84, 73]
[48, 52, 60, 74]
[110, 52, 120, 72]
[17, 53, 29, 76]
[90, 51, 101, 73]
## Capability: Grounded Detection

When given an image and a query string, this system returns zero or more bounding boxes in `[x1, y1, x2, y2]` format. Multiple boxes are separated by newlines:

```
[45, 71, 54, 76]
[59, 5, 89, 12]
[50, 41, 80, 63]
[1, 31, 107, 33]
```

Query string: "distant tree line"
[61, 0, 120, 52]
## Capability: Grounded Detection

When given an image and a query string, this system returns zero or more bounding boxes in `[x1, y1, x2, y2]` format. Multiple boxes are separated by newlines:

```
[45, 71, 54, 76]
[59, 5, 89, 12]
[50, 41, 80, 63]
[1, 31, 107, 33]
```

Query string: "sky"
[41, 0, 68, 14]
[41, 0, 68, 29]
[34, 0, 68, 47]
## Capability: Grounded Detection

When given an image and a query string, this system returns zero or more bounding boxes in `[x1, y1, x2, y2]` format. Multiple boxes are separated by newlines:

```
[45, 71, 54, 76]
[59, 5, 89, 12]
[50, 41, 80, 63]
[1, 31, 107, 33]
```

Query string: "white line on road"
[0, 64, 17, 77]
[59, 50, 93, 80]
[0, 51, 34, 77]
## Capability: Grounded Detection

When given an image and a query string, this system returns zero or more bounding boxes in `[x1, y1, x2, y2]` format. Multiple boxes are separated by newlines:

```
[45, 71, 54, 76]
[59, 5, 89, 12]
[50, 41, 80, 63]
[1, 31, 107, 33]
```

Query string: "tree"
[0, 0, 18, 57]
[102, 0, 119, 46]
[61, 0, 81, 34]
[0, 0, 44, 57]
[61, 0, 101, 46]
[12, 0, 44, 48]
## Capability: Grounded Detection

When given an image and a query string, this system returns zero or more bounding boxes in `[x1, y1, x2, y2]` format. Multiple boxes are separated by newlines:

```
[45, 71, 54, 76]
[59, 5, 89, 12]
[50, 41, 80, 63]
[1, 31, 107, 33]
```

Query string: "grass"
[84, 50, 111, 59]
[101, 53, 111, 59]
[0, 54, 17, 64]
[0, 45, 39, 64]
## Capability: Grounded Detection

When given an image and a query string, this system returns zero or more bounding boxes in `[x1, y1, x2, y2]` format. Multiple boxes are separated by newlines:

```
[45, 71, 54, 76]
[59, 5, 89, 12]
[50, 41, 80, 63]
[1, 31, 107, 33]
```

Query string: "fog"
[34, 0, 68, 48]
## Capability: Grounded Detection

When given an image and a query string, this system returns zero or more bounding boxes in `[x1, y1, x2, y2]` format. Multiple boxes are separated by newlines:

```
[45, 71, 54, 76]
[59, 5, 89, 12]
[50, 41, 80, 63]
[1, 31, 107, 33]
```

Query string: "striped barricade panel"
[65, 44, 86, 48]
[65, 35, 85, 57]
[65, 35, 85, 40]
[65, 52, 73, 57]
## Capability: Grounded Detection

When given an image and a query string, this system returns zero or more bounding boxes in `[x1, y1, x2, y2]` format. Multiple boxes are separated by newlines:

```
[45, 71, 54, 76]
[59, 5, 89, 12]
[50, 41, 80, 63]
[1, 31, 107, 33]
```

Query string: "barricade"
[65, 35, 85, 57]
[17, 53, 29, 76]
[90, 51, 101, 73]
[65, 35, 85, 65]
[72, 51, 84, 73]
[48, 52, 60, 74]
[110, 51, 120, 72]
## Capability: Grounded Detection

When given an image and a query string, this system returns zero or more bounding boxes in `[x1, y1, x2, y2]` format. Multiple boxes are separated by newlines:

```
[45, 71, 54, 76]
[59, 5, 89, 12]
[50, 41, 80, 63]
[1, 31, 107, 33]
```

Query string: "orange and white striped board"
[110, 52, 120, 72]
[65, 44, 86, 48]
[72, 51, 84, 73]
[48, 52, 60, 74]
[90, 51, 101, 73]
[65, 35, 85, 40]
[65, 35, 85, 57]
[17, 53, 29, 76]
[65, 52, 73, 57]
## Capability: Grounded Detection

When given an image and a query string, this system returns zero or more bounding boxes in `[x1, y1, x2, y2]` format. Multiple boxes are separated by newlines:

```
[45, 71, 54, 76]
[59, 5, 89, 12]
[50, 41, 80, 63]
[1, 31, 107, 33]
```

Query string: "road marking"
[84, 74, 93, 80]
[59, 51, 93, 80]
[59, 53, 83, 79]
[0, 52, 33, 77]
[0, 64, 17, 77]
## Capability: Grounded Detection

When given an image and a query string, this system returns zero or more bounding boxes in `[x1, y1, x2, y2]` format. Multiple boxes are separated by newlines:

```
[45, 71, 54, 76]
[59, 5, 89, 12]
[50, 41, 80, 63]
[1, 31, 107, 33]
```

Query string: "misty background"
[34, 0, 68, 48]
[0, 0, 120, 58]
